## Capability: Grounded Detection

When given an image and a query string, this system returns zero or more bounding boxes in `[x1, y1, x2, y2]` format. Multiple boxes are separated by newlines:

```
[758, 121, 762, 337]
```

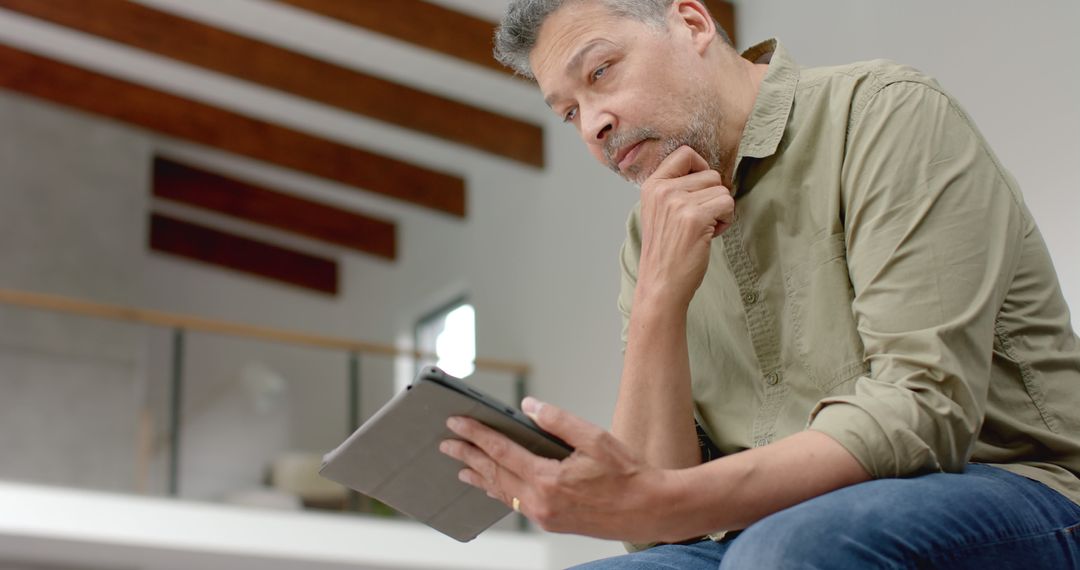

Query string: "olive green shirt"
[618, 40, 1080, 533]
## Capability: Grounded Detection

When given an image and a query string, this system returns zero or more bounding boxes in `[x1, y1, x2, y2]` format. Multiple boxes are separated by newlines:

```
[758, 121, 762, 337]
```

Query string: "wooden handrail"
[0, 288, 529, 375]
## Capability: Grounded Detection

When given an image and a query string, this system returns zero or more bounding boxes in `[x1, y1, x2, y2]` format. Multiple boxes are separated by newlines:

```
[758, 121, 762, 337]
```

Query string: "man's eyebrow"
[543, 40, 611, 108]
[566, 40, 609, 79]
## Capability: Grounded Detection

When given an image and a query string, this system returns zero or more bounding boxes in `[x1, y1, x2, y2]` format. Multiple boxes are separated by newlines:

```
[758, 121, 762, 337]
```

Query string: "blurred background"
[0, 1, 1077, 568]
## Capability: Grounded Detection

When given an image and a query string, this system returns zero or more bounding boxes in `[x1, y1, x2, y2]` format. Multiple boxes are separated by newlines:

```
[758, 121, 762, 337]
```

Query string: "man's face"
[530, 1, 725, 185]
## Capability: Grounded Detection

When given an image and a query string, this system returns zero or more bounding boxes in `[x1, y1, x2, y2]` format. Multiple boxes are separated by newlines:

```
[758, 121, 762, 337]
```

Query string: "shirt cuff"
[807, 396, 942, 478]
[622, 540, 661, 553]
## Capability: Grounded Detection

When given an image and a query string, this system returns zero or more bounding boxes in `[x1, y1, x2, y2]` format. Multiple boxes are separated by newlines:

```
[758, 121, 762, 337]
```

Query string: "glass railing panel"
[0, 290, 531, 532]
[0, 305, 146, 495]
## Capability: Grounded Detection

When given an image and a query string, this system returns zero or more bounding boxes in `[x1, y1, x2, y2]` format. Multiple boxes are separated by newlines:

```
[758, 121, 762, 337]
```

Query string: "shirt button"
[765, 371, 781, 386]
[743, 291, 758, 305]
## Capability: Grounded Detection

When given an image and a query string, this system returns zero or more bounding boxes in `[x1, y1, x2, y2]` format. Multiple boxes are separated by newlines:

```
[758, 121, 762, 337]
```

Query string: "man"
[438, 0, 1080, 567]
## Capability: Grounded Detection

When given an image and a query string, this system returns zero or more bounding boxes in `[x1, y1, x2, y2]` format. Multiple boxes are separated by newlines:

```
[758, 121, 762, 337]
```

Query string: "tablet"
[319, 366, 573, 542]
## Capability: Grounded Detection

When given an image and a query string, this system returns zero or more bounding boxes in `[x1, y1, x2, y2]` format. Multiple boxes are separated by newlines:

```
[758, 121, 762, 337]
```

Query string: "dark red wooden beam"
[280, 0, 735, 73]
[153, 156, 396, 260]
[274, 0, 508, 76]
[0, 0, 544, 168]
[0, 43, 466, 217]
[703, 0, 737, 47]
[149, 213, 339, 295]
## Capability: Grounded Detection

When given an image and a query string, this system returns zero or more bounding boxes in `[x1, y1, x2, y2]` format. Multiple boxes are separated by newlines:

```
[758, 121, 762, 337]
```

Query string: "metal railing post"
[515, 371, 529, 531]
[348, 351, 362, 512]
[168, 327, 185, 497]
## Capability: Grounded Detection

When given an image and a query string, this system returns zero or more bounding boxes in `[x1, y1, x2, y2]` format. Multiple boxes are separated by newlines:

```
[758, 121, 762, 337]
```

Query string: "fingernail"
[446, 417, 462, 430]
[438, 441, 451, 454]
[522, 397, 544, 421]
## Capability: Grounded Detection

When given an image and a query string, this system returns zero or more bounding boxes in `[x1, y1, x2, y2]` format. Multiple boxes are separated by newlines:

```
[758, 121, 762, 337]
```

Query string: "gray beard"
[603, 102, 727, 186]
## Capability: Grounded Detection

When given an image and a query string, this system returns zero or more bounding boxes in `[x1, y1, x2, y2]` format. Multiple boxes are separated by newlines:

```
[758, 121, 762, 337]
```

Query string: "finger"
[521, 397, 608, 452]
[458, 466, 528, 510]
[445, 416, 548, 480]
[694, 185, 734, 211]
[650, 146, 710, 180]
[695, 188, 735, 236]
[440, 438, 528, 506]
[650, 169, 724, 194]
[457, 468, 505, 501]
[691, 183, 731, 201]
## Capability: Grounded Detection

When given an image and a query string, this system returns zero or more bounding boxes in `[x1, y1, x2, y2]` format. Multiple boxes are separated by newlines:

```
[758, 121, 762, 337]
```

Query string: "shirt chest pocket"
[784, 233, 868, 393]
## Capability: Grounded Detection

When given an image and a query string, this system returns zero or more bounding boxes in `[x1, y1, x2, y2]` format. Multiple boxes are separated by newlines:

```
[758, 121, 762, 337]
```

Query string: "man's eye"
[591, 64, 609, 81]
[563, 107, 578, 123]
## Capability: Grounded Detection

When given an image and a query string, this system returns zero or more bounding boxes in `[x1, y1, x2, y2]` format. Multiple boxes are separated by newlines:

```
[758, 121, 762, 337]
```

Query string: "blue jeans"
[571, 464, 1080, 569]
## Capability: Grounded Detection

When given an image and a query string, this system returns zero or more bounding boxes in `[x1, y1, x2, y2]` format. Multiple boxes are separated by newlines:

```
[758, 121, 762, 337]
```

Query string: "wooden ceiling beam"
[149, 213, 339, 295]
[153, 157, 397, 260]
[0, 0, 544, 168]
[274, 0, 510, 76]
[0, 43, 466, 217]
[703, 0, 737, 47]
[279, 0, 736, 71]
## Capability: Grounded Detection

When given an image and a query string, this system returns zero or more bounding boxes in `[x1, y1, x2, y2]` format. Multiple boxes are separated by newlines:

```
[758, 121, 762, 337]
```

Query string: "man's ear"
[672, 0, 716, 55]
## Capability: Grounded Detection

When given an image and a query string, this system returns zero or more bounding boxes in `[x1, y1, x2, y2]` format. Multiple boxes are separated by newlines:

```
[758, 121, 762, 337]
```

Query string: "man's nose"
[583, 110, 615, 145]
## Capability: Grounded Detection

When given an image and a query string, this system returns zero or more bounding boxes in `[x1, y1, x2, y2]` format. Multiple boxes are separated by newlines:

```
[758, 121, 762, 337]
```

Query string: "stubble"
[603, 92, 728, 186]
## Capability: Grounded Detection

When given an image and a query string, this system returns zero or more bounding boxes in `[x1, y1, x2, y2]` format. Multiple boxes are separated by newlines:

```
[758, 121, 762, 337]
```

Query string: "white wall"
[0, 93, 150, 493]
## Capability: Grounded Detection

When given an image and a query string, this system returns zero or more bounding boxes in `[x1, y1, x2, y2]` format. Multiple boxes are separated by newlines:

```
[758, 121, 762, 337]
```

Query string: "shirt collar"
[732, 39, 799, 180]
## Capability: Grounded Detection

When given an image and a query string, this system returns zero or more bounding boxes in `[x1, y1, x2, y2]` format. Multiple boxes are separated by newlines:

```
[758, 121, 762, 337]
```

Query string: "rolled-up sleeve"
[808, 81, 1028, 477]
[617, 204, 643, 354]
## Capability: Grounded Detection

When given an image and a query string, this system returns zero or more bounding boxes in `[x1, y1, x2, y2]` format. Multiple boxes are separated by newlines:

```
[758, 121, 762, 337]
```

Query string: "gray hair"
[494, 0, 732, 79]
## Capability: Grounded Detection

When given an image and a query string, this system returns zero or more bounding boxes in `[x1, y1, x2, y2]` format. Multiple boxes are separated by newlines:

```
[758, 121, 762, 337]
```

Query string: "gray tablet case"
[319, 367, 572, 542]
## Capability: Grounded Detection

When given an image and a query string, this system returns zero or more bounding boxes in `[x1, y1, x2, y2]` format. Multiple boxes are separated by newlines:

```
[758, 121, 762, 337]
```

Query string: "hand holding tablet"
[320, 366, 572, 541]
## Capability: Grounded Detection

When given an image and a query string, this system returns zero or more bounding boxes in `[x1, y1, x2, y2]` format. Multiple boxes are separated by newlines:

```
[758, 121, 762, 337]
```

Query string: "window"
[414, 298, 475, 380]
